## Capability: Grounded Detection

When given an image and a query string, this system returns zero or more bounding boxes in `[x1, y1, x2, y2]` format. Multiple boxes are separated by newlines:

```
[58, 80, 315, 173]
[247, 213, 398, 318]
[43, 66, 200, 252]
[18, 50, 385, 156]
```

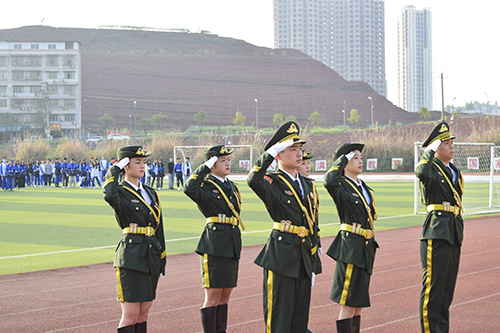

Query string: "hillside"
[0, 26, 440, 131]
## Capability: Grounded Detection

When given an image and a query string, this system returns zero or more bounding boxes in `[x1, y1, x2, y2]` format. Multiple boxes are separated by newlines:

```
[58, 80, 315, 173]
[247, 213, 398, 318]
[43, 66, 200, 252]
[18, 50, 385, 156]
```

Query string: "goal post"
[414, 142, 500, 215]
[174, 145, 260, 173]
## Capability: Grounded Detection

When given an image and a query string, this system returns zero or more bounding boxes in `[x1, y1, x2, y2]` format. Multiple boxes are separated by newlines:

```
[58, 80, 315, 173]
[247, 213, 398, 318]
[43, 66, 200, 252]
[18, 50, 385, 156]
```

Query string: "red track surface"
[1, 216, 499, 332]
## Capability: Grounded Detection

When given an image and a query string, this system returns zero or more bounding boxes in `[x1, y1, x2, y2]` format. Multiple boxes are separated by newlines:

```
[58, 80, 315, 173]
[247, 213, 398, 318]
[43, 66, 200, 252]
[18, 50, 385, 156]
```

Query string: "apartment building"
[0, 41, 82, 137]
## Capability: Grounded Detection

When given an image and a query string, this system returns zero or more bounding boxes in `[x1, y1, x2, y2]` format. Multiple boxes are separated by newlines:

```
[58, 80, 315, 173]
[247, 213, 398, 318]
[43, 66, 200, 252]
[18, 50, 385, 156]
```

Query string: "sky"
[1, 0, 498, 111]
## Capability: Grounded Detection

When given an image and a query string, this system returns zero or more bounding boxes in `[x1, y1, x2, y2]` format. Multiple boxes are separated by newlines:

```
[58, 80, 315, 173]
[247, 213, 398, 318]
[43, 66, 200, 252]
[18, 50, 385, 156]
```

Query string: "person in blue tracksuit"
[0, 156, 7, 191]
[33, 160, 40, 187]
[61, 158, 70, 188]
[5, 160, 15, 191]
[54, 158, 62, 187]
[68, 159, 77, 187]
[156, 159, 165, 190]
[174, 158, 183, 190]
[100, 156, 109, 182]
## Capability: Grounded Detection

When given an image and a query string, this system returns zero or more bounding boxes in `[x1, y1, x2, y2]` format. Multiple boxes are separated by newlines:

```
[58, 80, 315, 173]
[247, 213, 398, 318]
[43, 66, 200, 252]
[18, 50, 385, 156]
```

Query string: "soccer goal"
[414, 142, 500, 215]
[174, 145, 260, 173]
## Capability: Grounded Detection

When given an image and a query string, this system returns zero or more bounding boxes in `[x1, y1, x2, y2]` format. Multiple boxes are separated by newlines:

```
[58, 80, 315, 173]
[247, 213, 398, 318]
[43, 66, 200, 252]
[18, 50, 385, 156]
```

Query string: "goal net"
[414, 142, 500, 215]
[174, 145, 261, 174]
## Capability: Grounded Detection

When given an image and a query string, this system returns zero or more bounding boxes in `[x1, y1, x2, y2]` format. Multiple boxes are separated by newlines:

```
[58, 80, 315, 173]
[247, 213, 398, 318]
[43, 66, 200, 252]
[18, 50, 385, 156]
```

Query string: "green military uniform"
[415, 122, 464, 333]
[102, 146, 166, 303]
[183, 148, 243, 288]
[247, 121, 318, 333]
[324, 143, 378, 308]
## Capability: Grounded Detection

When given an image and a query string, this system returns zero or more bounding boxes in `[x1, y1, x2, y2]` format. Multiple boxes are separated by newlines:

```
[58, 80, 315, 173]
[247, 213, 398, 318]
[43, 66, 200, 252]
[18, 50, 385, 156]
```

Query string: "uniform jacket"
[247, 152, 318, 278]
[103, 165, 166, 275]
[324, 155, 379, 274]
[184, 164, 242, 258]
[415, 149, 464, 246]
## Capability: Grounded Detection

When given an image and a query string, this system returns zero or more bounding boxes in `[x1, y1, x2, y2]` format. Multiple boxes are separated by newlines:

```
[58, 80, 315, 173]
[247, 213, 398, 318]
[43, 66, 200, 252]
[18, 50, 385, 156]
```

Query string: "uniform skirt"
[330, 260, 371, 308]
[200, 253, 239, 288]
[115, 267, 160, 302]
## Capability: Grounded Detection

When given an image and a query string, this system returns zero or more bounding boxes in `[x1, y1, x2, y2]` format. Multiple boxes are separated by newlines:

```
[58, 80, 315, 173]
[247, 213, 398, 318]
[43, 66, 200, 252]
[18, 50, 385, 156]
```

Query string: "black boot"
[135, 321, 147, 333]
[201, 306, 217, 333]
[117, 324, 136, 333]
[336, 317, 352, 333]
[216, 304, 228, 333]
[352, 315, 360, 333]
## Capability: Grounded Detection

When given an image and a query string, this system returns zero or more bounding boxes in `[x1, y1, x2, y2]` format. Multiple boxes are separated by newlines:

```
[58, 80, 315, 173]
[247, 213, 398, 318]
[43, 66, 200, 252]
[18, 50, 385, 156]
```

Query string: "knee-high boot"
[201, 306, 217, 333]
[352, 315, 360, 333]
[216, 304, 228, 333]
[135, 321, 147, 333]
[117, 324, 136, 332]
[336, 317, 352, 333]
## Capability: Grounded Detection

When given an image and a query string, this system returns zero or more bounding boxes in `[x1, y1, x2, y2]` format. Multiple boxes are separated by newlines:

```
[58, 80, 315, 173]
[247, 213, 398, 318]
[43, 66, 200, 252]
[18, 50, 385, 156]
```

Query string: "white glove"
[266, 139, 295, 158]
[318, 247, 323, 255]
[204, 156, 218, 169]
[311, 272, 316, 287]
[346, 151, 355, 161]
[425, 139, 442, 152]
[115, 157, 129, 169]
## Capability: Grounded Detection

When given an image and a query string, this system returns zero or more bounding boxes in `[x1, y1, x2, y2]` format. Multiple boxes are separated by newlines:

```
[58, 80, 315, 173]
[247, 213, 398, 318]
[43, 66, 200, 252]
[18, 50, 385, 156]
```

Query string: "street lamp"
[254, 99, 258, 133]
[342, 101, 346, 132]
[133, 101, 137, 133]
[129, 106, 132, 132]
[368, 96, 373, 128]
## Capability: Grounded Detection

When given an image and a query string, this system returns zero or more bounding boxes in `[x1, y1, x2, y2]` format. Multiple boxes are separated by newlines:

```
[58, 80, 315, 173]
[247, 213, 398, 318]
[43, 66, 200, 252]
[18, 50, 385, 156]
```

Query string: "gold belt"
[340, 223, 374, 239]
[123, 224, 155, 237]
[427, 203, 460, 216]
[273, 221, 310, 237]
[206, 215, 239, 226]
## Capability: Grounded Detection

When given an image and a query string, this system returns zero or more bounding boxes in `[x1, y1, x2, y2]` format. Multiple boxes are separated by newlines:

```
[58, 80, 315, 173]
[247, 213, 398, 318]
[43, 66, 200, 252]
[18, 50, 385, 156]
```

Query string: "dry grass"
[14, 135, 51, 161]
[54, 138, 90, 161]
[149, 132, 184, 161]
[465, 117, 500, 145]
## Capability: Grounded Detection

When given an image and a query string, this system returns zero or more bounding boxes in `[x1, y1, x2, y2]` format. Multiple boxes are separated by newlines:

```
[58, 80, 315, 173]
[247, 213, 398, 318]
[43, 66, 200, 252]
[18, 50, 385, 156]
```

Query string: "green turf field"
[0, 181, 495, 275]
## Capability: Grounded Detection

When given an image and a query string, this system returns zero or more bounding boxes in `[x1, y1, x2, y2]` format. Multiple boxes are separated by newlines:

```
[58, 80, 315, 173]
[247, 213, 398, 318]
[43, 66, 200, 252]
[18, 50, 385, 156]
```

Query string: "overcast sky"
[1, 0, 497, 110]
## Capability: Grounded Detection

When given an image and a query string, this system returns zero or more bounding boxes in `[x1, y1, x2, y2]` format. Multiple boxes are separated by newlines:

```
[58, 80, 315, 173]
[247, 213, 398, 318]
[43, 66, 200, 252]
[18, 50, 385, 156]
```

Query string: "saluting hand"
[266, 138, 295, 158]
[345, 151, 355, 161]
[115, 157, 130, 169]
[425, 139, 442, 152]
[204, 156, 218, 169]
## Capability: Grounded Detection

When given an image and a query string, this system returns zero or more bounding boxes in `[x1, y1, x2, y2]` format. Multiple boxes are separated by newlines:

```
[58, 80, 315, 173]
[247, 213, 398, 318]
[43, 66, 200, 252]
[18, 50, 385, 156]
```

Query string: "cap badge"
[136, 148, 146, 156]
[286, 123, 299, 133]
[220, 146, 230, 154]
[439, 124, 448, 133]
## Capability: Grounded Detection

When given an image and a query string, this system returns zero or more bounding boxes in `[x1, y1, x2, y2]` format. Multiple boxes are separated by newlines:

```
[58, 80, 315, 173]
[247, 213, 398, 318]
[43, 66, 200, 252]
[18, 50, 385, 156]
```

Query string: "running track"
[1, 216, 499, 332]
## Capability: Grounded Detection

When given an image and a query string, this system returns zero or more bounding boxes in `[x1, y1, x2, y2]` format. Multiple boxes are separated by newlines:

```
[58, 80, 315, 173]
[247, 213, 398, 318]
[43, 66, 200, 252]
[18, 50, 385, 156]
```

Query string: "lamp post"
[129, 106, 132, 132]
[254, 99, 258, 133]
[368, 96, 373, 128]
[485, 92, 489, 114]
[77, 98, 86, 140]
[342, 101, 346, 132]
[133, 101, 137, 133]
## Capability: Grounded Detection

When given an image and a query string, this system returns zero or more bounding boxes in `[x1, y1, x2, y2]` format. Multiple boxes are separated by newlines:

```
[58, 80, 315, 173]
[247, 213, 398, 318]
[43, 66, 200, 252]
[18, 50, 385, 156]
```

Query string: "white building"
[274, 0, 386, 97]
[397, 6, 432, 113]
[0, 41, 82, 137]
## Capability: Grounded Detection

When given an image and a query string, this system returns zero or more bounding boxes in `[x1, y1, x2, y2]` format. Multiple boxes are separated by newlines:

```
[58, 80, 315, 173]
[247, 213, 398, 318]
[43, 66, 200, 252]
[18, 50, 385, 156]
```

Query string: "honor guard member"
[248, 121, 317, 333]
[103, 145, 166, 333]
[184, 145, 243, 333]
[324, 143, 379, 333]
[415, 122, 464, 333]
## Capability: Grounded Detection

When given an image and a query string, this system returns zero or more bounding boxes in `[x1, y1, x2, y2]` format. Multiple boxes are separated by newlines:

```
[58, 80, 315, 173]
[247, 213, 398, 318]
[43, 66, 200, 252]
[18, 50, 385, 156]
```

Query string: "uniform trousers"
[263, 266, 311, 333]
[420, 239, 460, 333]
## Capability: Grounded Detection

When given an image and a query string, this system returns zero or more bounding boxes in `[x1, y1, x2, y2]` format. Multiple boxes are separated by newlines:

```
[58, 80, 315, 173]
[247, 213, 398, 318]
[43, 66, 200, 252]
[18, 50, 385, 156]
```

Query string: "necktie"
[225, 180, 231, 191]
[136, 188, 142, 198]
[295, 179, 304, 199]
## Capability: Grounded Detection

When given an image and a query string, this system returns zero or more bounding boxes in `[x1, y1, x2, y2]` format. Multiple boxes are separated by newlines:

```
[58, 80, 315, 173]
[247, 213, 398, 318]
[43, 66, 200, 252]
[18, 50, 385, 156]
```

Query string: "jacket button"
[129, 239, 132, 243]
[150, 212, 152, 215]
[135, 207, 139, 210]
[302, 239, 305, 243]
[355, 201, 358, 204]
[218, 196, 220, 199]
[278, 236, 282, 241]
[149, 244, 152, 248]
[366, 241, 369, 245]
[287, 200, 290, 203]
[213, 227, 216, 230]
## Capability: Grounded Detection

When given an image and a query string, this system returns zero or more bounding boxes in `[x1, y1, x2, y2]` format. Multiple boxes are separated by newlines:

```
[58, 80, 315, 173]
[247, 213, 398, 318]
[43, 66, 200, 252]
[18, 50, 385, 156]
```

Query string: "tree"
[233, 111, 246, 128]
[273, 114, 284, 128]
[194, 110, 208, 132]
[418, 107, 431, 121]
[140, 118, 153, 134]
[99, 113, 115, 131]
[0, 112, 17, 140]
[151, 113, 166, 130]
[285, 115, 297, 122]
[347, 109, 360, 124]
[308, 111, 321, 126]
[465, 102, 474, 110]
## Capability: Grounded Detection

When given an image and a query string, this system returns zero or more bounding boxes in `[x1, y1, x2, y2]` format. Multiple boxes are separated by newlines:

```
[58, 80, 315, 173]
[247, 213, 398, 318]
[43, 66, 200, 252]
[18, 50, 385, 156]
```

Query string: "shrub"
[14, 135, 51, 161]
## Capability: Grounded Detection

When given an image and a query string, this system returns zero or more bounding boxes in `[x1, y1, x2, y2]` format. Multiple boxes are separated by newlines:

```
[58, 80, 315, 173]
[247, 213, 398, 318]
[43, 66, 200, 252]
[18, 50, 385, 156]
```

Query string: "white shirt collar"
[279, 168, 298, 182]
[345, 175, 363, 186]
[211, 174, 227, 183]
[125, 179, 144, 192]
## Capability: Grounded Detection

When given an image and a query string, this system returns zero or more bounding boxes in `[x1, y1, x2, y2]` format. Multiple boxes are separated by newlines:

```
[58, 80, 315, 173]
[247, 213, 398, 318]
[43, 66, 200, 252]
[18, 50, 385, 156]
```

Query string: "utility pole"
[441, 73, 445, 122]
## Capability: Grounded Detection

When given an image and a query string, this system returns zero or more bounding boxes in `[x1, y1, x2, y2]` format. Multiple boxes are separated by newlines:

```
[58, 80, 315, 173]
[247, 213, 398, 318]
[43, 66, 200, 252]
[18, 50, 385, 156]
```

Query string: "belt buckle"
[365, 229, 373, 239]
[285, 220, 291, 233]
[352, 223, 361, 235]
[129, 223, 138, 234]
[442, 201, 451, 212]
[145, 226, 153, 237]
[298, 226, 306, 237]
